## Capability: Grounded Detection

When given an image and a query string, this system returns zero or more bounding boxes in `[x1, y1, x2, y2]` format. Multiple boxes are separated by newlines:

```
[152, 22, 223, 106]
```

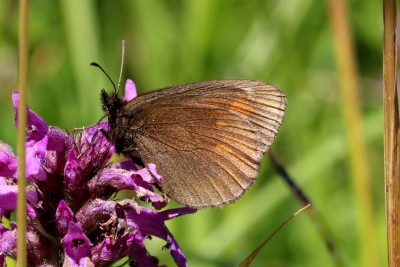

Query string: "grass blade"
[238, 204, 311, 267]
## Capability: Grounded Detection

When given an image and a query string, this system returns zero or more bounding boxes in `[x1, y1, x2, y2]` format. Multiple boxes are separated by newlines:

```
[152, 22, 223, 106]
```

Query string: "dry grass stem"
[383, 0, 400, 266]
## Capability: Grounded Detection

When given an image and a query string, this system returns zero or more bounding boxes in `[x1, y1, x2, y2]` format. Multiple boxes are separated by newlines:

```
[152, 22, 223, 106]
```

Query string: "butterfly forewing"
[118, 80, 286, 208]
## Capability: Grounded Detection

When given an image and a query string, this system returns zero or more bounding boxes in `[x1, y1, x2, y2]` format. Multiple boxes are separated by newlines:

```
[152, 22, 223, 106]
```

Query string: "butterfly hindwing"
[115, 80, 286, 208]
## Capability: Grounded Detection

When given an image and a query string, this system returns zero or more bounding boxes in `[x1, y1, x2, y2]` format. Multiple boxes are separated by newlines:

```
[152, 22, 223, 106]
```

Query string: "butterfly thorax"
[100, 90, 125, 121]
[101, 90, 134, 153]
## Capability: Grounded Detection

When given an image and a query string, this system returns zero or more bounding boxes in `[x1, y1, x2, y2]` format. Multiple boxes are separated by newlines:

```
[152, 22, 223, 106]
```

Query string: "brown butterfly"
[101, 79, 286, 209]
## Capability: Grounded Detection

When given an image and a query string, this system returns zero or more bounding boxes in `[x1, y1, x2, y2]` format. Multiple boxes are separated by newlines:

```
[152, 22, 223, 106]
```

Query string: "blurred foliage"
[0, 0, 384, 266]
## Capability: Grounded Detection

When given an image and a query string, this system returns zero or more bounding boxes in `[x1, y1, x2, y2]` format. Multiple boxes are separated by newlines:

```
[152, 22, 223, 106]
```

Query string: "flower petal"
[12, 92, 49, 181]
[0, 185, 38, 211]
[91, 232, 159, 267]
[166, 230, 187, 267]
[147, 163, 164, 184]
[73, 123, 114, 177]
[123, 79, 137, 102]
[12, 92, 48, 145]
[0, 141, 17, 178]
[26, 135, 48, 181]
[0, 228, 16, 259]
[55, 200, 75, 237]
[64, 149, 83, 189]
[89, 167, 168, 208]
[75, 198, 139, 232]
[26, 231, 57, 265]
[62, 222, 92, 266]
[47, 126, 71, 152]
[125, 207, 196, 267]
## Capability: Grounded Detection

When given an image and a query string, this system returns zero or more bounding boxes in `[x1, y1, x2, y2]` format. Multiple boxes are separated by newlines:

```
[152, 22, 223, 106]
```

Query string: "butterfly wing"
[121, 80, 286, 208]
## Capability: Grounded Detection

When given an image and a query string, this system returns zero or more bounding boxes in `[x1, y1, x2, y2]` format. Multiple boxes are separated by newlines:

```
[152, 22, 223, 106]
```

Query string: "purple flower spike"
[0, 81, 196, 266]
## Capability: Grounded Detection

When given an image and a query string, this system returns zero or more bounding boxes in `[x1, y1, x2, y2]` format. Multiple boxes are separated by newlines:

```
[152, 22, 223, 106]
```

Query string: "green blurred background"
[0, 1, 384, 266]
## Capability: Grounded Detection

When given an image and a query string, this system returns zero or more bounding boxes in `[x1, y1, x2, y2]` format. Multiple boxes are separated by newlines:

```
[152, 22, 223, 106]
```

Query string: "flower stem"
[17, 0, 29, 266]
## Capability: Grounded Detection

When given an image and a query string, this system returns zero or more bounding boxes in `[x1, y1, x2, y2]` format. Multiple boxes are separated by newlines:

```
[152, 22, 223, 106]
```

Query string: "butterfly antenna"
[117, 40, 126, 95]
[90, 62, 117, 94]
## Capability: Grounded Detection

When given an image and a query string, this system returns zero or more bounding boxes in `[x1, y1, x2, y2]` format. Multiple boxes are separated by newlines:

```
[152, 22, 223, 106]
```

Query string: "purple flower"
[0, 80, 196, 266]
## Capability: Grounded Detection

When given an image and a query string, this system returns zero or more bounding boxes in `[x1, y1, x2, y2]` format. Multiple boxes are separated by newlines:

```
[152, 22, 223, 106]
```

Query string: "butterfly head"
[101, 89, 124, 120]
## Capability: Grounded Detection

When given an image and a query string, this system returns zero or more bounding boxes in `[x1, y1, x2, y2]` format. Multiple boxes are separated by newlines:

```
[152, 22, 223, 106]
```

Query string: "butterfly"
[100, 78, 286, 209]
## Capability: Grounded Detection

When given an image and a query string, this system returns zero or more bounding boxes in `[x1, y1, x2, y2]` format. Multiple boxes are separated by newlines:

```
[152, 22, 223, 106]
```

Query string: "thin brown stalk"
[383, 0, 400, 266]
[268, 151, 348, 267]
[326, 0, 378, 266]
[17, 0, 29, 266]
[238, 204, 311, 267]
